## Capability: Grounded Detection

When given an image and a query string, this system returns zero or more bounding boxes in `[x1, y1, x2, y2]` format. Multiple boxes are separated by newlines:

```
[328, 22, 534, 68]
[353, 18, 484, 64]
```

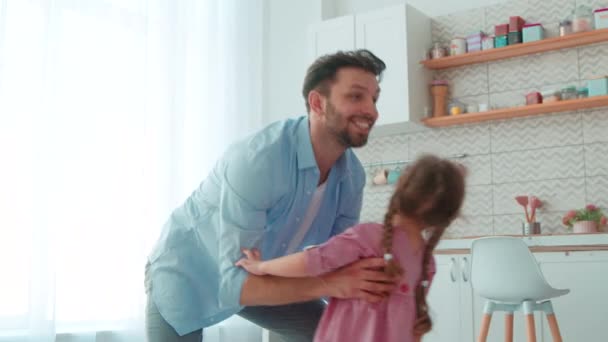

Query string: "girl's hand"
[235, 248, 267, 275]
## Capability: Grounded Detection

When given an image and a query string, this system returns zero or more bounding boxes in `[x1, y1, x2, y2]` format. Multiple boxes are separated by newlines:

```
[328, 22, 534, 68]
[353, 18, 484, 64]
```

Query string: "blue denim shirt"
[147, 116, 365, 335]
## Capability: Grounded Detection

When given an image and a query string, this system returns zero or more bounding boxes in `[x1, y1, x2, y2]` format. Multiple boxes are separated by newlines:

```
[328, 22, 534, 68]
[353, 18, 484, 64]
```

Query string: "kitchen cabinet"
[427, 250, 608, 341]
[424, 254, 474, 342]
[536, 251, 608, 342]
[308, 4, 432, 128]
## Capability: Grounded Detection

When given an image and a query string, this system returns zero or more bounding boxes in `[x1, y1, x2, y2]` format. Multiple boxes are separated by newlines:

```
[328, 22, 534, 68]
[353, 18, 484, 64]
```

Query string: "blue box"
[523, 23, 544, 43]
[495, 35, 508, 48]
[588, 77, 608, 97]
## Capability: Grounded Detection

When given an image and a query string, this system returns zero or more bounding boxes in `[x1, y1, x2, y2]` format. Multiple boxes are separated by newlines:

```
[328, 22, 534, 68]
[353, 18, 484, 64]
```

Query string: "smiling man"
[145, 50, 391, 342]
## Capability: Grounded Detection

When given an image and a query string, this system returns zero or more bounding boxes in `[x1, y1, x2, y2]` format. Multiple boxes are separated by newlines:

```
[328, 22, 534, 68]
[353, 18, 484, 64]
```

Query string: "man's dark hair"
[302, 49, 386, 113]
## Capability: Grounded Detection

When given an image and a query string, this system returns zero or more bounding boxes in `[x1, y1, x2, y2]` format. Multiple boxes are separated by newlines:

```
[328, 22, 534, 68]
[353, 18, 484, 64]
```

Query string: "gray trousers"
[145, 265, 325, 342]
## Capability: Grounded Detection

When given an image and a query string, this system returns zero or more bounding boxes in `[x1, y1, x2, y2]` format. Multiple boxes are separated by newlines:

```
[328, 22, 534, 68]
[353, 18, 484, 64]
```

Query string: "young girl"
[236, 154, 466, 342]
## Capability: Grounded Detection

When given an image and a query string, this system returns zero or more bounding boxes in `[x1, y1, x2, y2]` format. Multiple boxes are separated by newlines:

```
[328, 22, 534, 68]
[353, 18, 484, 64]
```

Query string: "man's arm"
[240, 257, 397, 306]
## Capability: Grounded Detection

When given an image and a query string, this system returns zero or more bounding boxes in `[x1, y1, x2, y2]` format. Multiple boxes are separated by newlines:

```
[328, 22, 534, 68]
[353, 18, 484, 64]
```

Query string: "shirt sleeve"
[216, 145, 277, 310]
[305, 224, 378, 276]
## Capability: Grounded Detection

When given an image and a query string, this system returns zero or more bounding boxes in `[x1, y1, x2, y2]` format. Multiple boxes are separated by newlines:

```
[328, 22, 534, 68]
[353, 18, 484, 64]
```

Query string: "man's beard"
[325, 101, 370, 148]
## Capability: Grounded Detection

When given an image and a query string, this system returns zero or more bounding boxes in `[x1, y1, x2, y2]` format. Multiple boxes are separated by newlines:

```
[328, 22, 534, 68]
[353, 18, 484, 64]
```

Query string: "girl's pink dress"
[305, 223, 436, 342]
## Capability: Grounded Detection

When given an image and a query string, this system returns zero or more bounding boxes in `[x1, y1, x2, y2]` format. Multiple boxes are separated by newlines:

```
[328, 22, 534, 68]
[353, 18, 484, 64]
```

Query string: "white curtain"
[0, 0, 264, 341]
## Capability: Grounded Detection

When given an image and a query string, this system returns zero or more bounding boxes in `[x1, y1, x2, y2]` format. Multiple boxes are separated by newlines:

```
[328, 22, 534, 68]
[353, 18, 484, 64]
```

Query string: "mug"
[387, 169, 401, 185]
[372, 169, 389, 185]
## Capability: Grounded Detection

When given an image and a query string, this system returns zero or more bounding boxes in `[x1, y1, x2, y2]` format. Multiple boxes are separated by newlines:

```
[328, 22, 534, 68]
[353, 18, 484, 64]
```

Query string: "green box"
[507, 31, 522, 45]
[588, 77, 608, 97]
[495, 35, 508, 48]
[523, 24, 544, 42]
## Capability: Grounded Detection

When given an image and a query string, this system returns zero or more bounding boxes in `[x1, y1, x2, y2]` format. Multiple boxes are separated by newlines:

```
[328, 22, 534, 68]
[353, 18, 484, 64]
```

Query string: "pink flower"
[601, 216, 607, 226]
[586, 204, 597, 211]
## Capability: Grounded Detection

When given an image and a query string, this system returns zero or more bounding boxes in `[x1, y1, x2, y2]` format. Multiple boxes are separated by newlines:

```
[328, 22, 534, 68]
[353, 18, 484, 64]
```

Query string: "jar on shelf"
[431, 42, 447, 59]
[561, 86, 578, 100]
[430, 80, 449, 117]
[577, 87, 589, 98]
[559, 20, 572, 36]
[541, 89, 561, 103]
[572, 5, 593, 33]
[450, 37, 466, 56]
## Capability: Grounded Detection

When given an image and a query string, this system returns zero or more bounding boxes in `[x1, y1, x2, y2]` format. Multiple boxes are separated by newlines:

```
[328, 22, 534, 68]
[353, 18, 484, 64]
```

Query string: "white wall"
[333, 0, 507, 17]
[262, 0, 322, 125]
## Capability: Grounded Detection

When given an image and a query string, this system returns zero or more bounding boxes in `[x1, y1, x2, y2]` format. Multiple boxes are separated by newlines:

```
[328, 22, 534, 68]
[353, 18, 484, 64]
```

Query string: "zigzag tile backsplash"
[355, 0, 608, 239]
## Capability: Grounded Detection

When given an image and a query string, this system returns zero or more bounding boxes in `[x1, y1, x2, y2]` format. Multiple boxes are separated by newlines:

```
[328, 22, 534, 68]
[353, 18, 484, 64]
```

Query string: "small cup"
[522, 221, 541, 235]
[478, 103, 489, 112]
[387, 169, 401, 185]
[372, 169, 388, 185]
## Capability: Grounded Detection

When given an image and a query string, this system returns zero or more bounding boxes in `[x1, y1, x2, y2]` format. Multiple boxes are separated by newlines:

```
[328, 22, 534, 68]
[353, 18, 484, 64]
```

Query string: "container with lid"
[523, 23, 544, 43]
[588, 77, 608, 97]
[594, 8, 608, 29]
[450, 37, 466, 56]
[572, 5, 593, 32]
[526, 91, 542, 105]
[559, 20, 572, 36]
[561, 86, 577, 101]
[431, 42, 447, 59]
[541, 89, 561, 103]
[482, 35, 495, 50]
[577, 87, 589, 99]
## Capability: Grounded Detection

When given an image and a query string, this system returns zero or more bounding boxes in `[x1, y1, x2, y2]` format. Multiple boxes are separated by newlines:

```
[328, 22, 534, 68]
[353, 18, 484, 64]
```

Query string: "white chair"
[470, 237, 569, 342]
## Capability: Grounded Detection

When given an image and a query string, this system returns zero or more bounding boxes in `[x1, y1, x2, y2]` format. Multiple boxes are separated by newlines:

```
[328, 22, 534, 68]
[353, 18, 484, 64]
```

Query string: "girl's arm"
[236, 248, 311, 277]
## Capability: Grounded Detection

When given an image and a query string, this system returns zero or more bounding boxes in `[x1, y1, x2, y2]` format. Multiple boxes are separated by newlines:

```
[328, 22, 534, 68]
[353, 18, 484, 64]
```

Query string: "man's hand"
[319, 257, 398, 303]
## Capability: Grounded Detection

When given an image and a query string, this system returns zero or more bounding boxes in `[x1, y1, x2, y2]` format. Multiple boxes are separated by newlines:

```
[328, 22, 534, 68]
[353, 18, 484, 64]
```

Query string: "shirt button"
[306, 190, 311, 195]
[282, 243, 286, 247]
[296, 217, 300, 222]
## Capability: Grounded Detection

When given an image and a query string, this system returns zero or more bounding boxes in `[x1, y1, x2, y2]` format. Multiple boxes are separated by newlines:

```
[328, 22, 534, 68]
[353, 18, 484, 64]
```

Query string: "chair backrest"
[470, 237, 553, 301]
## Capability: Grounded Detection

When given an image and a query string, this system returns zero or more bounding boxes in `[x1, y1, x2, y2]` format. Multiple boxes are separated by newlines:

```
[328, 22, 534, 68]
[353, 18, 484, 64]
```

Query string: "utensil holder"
[522, 221, 541, 235]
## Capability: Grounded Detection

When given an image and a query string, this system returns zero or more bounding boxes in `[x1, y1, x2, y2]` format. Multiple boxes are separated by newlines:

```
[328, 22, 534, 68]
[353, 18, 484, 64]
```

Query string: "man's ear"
[308, 90, 326, 117]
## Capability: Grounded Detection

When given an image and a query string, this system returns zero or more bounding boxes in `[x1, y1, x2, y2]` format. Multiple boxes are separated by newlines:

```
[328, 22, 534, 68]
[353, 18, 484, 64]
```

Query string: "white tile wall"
[357, 0, 608, 238]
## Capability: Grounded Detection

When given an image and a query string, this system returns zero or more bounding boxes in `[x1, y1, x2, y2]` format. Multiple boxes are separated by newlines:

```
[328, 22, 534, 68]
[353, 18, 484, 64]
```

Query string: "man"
[145, 49, 396, 342]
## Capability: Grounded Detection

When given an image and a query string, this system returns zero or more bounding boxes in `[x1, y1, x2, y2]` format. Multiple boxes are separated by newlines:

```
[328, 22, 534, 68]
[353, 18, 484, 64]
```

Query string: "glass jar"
[572, 5, 593, 33]
[559, 20, 572, 36]
[577, 87, 589, 98]
[431, 42, 446, 59]
[541, 89, 561, 103]
[561, 86, 578, 100]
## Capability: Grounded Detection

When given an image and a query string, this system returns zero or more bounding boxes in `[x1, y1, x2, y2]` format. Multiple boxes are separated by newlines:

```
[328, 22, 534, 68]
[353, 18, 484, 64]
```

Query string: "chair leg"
[546, 313, 563, 342]
[504, 313, 514, 342]
[478, 313, 492, 342]
[525, 314, 537, 342]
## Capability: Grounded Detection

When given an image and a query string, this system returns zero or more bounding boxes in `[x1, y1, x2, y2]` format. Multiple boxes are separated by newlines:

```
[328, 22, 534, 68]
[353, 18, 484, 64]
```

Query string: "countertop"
[435, 232, 608, 254]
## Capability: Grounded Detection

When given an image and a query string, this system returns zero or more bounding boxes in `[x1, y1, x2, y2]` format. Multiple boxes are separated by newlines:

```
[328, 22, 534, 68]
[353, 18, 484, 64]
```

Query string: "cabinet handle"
[449, 257, 457, 282]
[461, 257, 469, 282]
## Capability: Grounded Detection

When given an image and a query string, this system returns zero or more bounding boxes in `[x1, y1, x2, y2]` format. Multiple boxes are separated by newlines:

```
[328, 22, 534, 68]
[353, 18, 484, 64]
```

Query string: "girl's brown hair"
[381, 154, 466, 336]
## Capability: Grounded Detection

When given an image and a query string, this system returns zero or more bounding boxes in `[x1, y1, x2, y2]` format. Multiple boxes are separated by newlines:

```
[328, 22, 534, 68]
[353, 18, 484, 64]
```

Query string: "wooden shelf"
[421, 95, 608, 127]
[420, 28, 608, 70]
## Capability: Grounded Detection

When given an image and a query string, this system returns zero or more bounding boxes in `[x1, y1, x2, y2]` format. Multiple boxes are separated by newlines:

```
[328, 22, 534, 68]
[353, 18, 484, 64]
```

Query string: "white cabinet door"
[537, 251, 608, 342]
[355, 6, 408, 127]
[425, 255, 472, 342]
[355, 4, 431, 127]
[308, 15, 355, 62]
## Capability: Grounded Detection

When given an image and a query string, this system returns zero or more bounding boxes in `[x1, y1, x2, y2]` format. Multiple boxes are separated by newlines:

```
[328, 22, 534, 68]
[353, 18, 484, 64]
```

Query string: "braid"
[413, 227, 443, 336]
[381, 206, 402, 277]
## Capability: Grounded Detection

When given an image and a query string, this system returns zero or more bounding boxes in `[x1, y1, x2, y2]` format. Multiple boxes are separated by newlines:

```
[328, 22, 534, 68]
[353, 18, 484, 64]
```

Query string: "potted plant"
[562, 204, 607, 233]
